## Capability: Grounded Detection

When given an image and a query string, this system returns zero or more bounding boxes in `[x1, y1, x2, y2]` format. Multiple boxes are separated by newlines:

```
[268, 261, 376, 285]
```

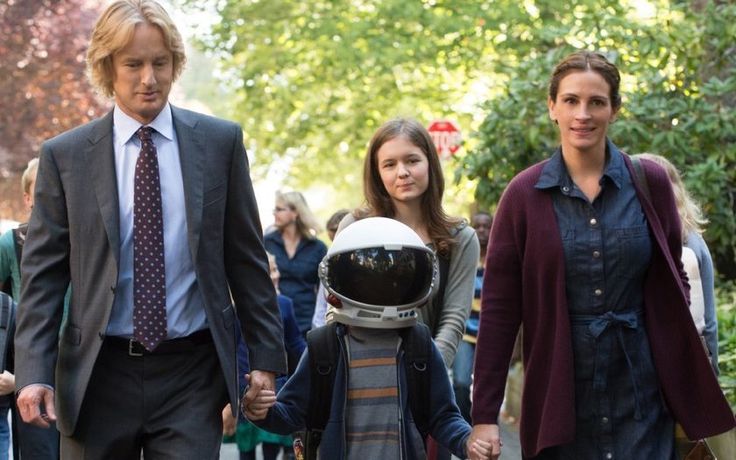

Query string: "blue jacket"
[264, 231, 327, 333]
[255, 323, 471, 459]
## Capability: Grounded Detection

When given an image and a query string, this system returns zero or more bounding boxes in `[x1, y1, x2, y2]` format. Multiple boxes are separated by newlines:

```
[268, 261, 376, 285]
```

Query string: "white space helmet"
[319, 217, 438, 329]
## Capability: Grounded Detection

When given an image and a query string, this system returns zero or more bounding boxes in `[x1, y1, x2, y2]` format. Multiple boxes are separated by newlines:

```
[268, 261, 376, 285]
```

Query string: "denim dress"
[533, 144, 675, 460]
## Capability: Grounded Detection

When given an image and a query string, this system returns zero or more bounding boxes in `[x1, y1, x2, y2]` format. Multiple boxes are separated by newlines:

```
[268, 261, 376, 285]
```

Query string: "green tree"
[458, 1, 736, 278]
[178, 0, 515, 208]
[0, 0, 109, 219]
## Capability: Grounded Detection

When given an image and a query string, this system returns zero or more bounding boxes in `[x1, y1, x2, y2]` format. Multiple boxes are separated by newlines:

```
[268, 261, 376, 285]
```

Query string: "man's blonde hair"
[86, 0, 186, 97]
[22, 158, 39, 195]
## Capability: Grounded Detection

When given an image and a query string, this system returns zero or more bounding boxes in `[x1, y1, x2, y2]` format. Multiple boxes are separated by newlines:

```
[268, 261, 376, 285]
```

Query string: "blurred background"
[1, 0, 735, 421]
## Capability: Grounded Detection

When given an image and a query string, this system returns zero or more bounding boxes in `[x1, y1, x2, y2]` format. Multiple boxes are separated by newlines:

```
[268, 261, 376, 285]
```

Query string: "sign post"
[427, 120, 462, 160]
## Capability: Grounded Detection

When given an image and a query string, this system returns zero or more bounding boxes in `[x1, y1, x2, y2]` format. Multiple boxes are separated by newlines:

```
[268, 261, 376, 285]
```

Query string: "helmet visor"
[325, 247, 434, 306]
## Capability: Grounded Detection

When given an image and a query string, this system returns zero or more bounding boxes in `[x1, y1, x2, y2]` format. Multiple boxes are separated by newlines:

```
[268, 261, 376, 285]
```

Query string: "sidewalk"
[220, 421, 522, 459]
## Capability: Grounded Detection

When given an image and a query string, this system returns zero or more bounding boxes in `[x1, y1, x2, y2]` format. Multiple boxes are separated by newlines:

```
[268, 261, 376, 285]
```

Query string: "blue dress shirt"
[107, 104, 206, 338]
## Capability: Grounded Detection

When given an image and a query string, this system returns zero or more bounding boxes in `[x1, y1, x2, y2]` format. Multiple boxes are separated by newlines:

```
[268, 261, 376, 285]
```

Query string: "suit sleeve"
[224, 126, 287, 374]
[15, 146, 70, 388]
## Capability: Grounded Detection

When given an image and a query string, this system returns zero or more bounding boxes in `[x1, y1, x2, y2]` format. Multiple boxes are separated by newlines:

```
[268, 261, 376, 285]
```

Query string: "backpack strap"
[0, 293, 14, 372]
[11, 223, 28, 268]
[427, 253, 450, 336]
[304, 322, 339, 459]
[400, 322, 433, 439]
[303, 321, 434, 453]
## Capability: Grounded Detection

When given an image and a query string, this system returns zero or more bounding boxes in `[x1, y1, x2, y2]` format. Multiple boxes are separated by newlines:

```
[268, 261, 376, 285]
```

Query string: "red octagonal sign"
[427, 119, 462, 159]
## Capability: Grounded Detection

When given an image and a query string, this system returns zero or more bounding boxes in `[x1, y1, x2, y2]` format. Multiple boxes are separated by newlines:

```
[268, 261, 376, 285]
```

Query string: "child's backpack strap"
[304, 322, 339, 459]
[12, 223, 28, 268]
[303, 321, 434, 455]
[400, 322, 433, 439]
[0, 293, 15, 372]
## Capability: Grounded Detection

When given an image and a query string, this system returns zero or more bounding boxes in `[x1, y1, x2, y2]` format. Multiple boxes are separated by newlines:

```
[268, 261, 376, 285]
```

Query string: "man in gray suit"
[14, 1, 286, 458]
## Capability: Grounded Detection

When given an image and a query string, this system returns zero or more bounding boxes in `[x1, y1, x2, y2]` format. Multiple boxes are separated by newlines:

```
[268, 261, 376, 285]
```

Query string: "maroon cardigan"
[472, 154, 734, 457]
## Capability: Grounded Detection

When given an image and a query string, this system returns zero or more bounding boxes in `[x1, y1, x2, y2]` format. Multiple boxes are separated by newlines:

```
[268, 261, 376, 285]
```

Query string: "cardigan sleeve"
[472, 178, 526, 424]
[433, 224, 479, 367]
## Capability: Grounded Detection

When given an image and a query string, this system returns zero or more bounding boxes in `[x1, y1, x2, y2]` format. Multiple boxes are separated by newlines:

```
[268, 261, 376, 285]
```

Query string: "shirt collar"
[113, 103, 174, 147]
[535, 139, 625, 191]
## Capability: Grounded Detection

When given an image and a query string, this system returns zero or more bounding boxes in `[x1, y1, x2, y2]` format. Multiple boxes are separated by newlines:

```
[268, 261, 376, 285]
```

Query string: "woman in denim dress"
[470, 51, 734, 459]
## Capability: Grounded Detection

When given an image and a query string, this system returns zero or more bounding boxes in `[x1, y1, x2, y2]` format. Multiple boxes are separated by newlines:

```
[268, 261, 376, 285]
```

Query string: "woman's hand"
[468, 424, 502, 460]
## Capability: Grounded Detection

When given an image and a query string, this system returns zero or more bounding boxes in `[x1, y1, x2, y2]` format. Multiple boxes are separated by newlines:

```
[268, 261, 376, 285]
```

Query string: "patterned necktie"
[133, 126, 167, 351]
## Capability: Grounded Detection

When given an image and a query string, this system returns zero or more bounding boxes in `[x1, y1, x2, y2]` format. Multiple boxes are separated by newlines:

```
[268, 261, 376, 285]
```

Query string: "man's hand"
[468, 424, 502, 460]
[242, 387, 276, 421]
[0, 371, 15, 396]
[16, 384, 56, 428]
[240, 370, 277, 420]
[243, 370, 276, 403]
[222, 403, 236, 436]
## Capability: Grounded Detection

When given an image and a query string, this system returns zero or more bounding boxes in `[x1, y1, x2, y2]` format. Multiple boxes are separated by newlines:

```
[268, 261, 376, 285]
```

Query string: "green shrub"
[716, 279, 736, 409]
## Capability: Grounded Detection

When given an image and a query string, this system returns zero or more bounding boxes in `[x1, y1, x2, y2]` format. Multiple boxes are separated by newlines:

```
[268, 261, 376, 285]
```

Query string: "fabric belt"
[570, 309, 644, 420]
[105, 329, 212, 357]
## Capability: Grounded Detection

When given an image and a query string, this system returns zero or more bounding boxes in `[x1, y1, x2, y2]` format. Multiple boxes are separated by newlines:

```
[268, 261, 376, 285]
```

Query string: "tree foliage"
[179, 0, 511, 207]
[185, 0, 735, 276]
[457, 0, 736, 278]
[0, 0, 109, 177]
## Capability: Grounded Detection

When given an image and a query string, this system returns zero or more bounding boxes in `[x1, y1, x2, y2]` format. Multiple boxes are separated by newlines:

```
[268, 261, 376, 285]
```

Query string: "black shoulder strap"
[428, 253, 451, 336]
[304, 322, 339, 459]
[400, 322, 433, 439]
[631, 156, 652, 204]
[0, 293, 14, 372]
[304, 322, 434, 450]
[11, 223, 28, 270]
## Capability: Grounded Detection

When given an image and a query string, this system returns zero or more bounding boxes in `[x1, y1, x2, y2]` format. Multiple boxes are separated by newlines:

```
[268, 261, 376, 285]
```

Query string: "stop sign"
[427, 120, 462, 159]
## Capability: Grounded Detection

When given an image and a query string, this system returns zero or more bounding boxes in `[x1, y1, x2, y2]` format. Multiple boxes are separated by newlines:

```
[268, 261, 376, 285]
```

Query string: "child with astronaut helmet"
[243, 217, 492, 460]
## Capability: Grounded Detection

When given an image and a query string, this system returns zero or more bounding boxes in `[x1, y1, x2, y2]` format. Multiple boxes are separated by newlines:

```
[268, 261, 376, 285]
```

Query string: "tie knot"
[136, 126, 154, 143]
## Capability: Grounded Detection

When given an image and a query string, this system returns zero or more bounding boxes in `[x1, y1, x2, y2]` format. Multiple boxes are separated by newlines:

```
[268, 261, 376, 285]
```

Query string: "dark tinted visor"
[325, 247, 433, 306]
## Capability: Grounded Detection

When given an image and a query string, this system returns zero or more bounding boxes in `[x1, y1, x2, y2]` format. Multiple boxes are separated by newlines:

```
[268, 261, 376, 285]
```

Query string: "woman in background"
[265, 191, 327, 336]
[634, 153, 718, 373]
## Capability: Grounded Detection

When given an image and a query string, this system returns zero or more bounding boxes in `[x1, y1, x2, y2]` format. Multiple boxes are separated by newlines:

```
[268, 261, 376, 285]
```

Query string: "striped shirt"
[346, 327, 402, 458]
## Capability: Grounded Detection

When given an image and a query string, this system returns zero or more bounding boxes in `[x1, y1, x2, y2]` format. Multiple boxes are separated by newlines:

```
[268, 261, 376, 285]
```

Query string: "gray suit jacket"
[14, 106, 287, 436]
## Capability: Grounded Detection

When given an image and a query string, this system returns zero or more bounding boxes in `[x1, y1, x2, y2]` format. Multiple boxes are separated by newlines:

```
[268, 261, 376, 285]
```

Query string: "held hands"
[240, 371, 277, 421]
[468, 424, 502, 460]
[16, 384, 57, 428]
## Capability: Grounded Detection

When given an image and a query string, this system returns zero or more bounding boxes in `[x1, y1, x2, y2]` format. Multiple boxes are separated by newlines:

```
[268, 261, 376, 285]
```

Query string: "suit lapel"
[172, 106, 204, 264]
[86, 111, 121, 263]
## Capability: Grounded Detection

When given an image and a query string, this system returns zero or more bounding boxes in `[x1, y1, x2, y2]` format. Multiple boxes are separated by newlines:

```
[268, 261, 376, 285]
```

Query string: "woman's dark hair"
[356, 118, 461, 257]
[549, 50, 622, 110]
